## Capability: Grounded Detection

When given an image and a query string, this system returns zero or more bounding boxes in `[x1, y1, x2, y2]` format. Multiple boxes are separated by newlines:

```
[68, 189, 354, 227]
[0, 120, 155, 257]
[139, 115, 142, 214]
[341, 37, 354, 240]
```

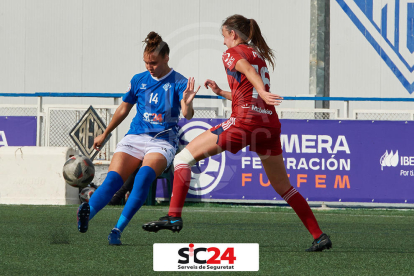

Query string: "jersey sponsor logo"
[143, 112, 163, 124]
[141, 83, 147, 90]
[336, 0, 414, 93]
[163, 83, 171, 92]
[251, 105, 273, 115]
[177, 121, 226, 196]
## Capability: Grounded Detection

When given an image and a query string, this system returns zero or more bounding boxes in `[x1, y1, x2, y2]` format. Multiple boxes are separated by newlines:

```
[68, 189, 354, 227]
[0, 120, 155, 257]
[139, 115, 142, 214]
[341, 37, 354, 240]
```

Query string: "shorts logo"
[380, 150, 399, 170]
[178, 121, 226, 196]
[336, 0, 414, 93]
[118, 143, 134, 149]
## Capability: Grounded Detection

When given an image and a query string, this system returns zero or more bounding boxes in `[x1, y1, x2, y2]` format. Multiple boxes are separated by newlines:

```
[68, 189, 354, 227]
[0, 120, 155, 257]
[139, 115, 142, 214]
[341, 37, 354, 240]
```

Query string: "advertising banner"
[0, 117, 37, 147]
[156, 119, 414, 204]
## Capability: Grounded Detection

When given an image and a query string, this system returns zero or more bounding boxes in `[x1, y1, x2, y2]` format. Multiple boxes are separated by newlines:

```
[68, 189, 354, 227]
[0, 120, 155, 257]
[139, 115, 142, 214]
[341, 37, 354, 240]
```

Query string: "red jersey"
[222, 44, 281, 128]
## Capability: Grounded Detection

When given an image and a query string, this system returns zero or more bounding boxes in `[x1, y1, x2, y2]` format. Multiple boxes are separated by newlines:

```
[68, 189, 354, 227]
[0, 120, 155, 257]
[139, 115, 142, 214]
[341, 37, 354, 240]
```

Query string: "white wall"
[0, 0, 310, 107]
[0, 147, 79, 205]
[330, 0, 414, 114]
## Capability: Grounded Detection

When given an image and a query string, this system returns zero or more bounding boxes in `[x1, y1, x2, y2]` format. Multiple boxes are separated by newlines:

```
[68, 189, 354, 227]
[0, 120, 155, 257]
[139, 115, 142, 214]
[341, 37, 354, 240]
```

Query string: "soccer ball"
[79, 185, 96, 203]
[63, 155, 95, 188]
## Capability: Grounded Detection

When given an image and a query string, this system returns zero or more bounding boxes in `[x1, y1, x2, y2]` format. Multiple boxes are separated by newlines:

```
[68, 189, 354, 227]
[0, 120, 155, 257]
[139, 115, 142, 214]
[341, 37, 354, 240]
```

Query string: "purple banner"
[157, 119, 414, 204]
[0, 117, 37, 147]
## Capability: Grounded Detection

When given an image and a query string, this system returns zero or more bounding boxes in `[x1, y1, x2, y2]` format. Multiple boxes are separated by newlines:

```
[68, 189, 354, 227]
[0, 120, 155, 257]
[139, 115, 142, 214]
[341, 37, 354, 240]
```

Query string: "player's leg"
[142, 129, 224, 232]
[109, 167, 140, 205]
[78, 135, 144, 233]
[258, 153, 331, 251]
[169, 129, 224, 217]
[109, 152, 167, 245]
[114, 152, 167, 231]
[77, 152, 141, 233]
[89, 152, 142, 219]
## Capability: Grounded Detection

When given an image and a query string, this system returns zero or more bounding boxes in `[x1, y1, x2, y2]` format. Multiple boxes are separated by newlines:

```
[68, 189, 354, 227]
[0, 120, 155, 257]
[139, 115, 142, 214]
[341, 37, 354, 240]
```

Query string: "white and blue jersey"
[122, 69, 187, 148]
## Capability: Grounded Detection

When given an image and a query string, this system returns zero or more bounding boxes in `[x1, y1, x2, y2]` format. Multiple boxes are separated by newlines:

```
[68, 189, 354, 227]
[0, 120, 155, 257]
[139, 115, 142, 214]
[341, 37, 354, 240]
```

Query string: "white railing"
[2, 93, 414, 162]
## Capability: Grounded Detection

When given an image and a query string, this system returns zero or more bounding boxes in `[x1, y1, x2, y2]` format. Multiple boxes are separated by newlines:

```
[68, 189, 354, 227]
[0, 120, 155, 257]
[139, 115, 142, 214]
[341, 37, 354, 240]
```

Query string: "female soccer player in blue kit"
[77, 31, 200, 245]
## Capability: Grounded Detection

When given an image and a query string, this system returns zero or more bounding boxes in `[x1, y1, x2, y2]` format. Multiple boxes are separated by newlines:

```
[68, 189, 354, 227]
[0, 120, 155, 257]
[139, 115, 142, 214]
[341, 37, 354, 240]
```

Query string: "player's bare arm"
[181, 77, 200, 120]
[93, 102, 134, 151]
[204, 79, 232, 100]
[234, 59, 283, 106]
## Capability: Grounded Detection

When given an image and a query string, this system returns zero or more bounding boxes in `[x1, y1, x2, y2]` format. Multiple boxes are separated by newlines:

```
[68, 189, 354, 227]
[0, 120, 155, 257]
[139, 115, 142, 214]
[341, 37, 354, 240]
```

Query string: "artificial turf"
[0, 204, 413, 275]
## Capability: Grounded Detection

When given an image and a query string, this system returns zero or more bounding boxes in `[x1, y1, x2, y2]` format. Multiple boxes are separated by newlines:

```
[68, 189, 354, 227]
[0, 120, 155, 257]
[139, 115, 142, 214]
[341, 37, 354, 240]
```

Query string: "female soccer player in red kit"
[143, 15, 332, 251]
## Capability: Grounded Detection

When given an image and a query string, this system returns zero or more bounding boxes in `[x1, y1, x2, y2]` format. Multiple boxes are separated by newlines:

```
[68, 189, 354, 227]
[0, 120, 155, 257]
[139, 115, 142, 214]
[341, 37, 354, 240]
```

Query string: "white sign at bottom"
[153, 243, 259, 271]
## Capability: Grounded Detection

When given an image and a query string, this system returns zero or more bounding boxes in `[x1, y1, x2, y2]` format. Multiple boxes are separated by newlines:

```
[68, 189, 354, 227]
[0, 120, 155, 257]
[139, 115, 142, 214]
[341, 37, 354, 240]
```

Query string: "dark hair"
[143, 31, 170, 57]
[222, 15, 275, 70]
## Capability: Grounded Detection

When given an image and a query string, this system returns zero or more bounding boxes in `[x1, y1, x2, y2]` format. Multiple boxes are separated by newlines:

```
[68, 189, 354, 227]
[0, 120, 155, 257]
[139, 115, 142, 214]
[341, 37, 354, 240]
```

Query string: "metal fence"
[353, 110, 414, 121]
[0, 105, 38, 116]
[2, 93, 414, 161]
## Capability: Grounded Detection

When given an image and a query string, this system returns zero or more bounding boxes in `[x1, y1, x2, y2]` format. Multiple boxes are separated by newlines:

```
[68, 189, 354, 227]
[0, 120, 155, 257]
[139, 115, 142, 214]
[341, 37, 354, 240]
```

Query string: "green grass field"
[1, 203, 413, 275]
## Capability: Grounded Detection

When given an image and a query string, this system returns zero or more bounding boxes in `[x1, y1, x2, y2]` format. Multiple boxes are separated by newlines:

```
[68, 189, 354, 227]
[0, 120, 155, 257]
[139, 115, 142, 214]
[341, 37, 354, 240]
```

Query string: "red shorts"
[209, 117, 282, 156]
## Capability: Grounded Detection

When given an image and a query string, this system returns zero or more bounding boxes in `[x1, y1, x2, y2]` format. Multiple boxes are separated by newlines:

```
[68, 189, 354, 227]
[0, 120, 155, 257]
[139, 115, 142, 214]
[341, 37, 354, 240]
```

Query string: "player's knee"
[173, 148, 196, 168]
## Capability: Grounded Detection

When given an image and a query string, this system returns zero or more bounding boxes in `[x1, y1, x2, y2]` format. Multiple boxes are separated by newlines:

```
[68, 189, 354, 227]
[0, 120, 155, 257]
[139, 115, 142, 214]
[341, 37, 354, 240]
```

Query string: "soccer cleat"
[306, 233, 332, 252]
[77, 202, 90, 233]
[108, 228, 122, 246]
[142, 215, 183, 233]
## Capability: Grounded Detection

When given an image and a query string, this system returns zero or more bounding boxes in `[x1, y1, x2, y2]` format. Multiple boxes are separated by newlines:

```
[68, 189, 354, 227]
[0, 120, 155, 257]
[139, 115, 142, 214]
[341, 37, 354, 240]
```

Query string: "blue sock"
[115, 166, 156, 232]
[88, 171, 124, 220]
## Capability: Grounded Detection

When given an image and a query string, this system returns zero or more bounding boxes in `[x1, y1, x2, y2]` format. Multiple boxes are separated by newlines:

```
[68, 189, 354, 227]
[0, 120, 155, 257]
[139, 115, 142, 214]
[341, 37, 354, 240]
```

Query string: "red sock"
[168, 164, 191, 217]
[282, 187, 323, 239]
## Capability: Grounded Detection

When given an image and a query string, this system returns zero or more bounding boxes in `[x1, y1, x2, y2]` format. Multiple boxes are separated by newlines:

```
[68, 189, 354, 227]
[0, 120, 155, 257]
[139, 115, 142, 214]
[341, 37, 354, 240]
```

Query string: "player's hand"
[258, 90, 283, 106]
[182, 77, 201, 105]
[93, 133, 107, 151]
[204, 79, 222, 95]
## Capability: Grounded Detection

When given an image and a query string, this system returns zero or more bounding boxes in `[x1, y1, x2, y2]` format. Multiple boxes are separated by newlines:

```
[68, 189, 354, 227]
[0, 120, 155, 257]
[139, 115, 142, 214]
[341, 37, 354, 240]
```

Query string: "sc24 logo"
[143, 112, 163, 122]
[178, 243, 236, 264]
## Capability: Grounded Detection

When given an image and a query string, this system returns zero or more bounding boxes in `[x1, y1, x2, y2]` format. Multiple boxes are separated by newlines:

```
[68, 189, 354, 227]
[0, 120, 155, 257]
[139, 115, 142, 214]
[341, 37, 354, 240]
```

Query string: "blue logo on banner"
[336, 0, 414, 93]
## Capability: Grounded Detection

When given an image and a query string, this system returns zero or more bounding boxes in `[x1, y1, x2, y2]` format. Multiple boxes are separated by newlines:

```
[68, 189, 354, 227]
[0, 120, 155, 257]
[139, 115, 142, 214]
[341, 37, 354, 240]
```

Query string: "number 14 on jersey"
[149, 93, 159, 104]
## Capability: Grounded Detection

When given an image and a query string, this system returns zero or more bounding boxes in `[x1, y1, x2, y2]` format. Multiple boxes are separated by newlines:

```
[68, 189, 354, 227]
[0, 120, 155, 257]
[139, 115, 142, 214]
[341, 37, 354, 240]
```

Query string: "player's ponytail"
[143, 31, 170, 57]
[222, 15, 275, 70]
